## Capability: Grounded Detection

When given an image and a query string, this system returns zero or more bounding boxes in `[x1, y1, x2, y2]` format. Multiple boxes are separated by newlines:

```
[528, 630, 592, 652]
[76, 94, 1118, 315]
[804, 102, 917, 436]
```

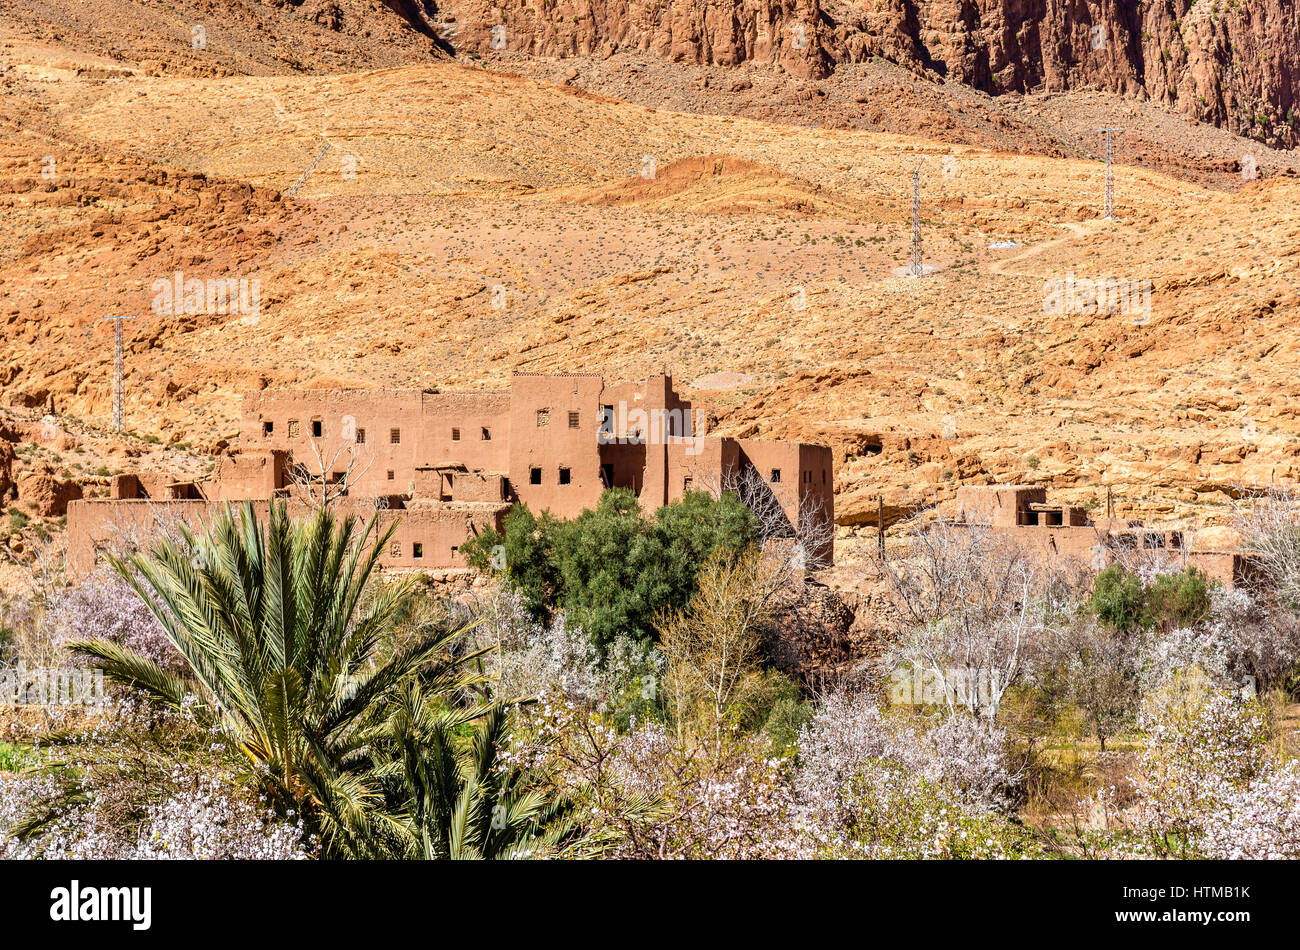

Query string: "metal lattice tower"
[102, 315, 138, 433]
[909, 167, 923, 277]
[1096, 128, 1124, 218]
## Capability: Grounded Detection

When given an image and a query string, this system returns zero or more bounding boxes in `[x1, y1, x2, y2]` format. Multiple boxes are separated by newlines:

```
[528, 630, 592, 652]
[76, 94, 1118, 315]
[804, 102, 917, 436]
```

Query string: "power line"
[1095, 128, 1124, 218]
[102, 314, 139, 433]
[910, 166, 923, 277]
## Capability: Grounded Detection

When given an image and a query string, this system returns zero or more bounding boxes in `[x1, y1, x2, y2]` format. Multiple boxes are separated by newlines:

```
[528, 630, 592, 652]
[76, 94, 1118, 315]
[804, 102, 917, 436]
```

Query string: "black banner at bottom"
[0, 859, 1276, 938]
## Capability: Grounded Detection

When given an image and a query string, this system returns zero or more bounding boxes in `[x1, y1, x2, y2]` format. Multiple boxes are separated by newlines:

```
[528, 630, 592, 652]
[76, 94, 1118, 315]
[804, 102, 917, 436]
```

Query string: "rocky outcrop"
[16, 467, 83, 517]
[453, 0, 1300, 146]
[0, 441, 14, 500]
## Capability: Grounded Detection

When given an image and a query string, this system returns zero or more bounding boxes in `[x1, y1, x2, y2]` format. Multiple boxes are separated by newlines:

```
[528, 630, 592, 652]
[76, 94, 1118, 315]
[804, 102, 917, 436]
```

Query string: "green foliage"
[7, 509, 30, 533]
[1143, 568, 1212, 631]
[0, 741, 37, 773]
[462, 503, 560, 622]
[758, 674, 814, 753]
[64, 500, 565, 859]
[1090, 564, 1146, 632]
[463, 488, 757, 654]
[1090, 564, 1212, 633]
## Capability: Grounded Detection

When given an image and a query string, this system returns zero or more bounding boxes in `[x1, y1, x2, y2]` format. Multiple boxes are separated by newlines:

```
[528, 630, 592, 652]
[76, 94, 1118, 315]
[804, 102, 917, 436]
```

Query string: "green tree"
[462, 503, 561, 623]
[1090, 564, 1145, 632]
[1142, 567, 1212, 632]
[1089, 564, 1212, 633]
[465, 488, 757, 653]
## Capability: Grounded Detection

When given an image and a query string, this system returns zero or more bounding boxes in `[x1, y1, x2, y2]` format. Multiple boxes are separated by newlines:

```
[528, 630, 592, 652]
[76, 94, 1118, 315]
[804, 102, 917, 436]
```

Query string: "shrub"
[1144, 568, 1212, 631]
[822, 764, 1041, 859]
[1090, 565, 1212, 633]
[464, 488, 757, 654]
[49, 569, 183, 674]
[1090, 564, 1145, 632]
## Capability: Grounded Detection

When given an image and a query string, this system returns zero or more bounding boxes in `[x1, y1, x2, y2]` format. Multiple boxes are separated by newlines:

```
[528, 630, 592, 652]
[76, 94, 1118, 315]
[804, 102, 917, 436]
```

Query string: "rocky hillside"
[2, 53, 1298, 543]
[450, 0, 1299, 147]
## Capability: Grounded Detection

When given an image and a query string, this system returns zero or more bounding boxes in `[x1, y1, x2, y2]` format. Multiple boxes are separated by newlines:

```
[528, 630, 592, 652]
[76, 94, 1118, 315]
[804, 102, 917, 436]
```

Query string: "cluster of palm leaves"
[71, 500, 577, 859]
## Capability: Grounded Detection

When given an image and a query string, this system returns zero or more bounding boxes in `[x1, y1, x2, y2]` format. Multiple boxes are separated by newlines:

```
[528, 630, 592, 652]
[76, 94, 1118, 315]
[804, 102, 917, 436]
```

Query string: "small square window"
[263, 420, 274, 435]
[568, 411, 580, 429]
[451, 427, 461, 442]
[389, 541, 400, 558]
[770, 469, 781, 484]
[386, 470, 395, 481]
[559, 467, 571, 485]
[481, 427, 491, 441]
[311, 419, 323, 438]
[683, 476, 693, 490]
[288, 420, 300, 439]
[530, 467, 542, 485]
[413, 543, 423, 558]
[536, 409, 550, 427]
[356, 428, 366, 444]
[390, 428, 401, 444]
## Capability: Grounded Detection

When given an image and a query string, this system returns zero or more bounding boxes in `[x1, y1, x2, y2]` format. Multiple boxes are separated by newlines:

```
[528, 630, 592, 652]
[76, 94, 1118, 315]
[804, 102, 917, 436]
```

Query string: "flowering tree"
[1079, 686, 1286, 859]
[507, 694, 806, 859]
[455, 581, 659, 714]
[1, 699, 311, 860]
[1199, 762, 1300, 859]
[49, 569, 183, 674]
[883, 520, 1052, 721]
[794, 691, 1019, 854]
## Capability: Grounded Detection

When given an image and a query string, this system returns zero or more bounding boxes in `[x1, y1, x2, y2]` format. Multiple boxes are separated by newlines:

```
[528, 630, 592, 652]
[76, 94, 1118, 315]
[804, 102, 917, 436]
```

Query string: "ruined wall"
[955, 484, 1046, 527]
[207, 450, 289, 500]
[380, 502, 511, 568]
[67, 498, 213, 576]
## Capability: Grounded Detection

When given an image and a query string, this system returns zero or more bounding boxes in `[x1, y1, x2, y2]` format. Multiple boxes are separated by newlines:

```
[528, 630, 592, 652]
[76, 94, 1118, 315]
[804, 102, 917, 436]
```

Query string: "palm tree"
[387, 693, 581, 858]
[70, 500, 510, 858]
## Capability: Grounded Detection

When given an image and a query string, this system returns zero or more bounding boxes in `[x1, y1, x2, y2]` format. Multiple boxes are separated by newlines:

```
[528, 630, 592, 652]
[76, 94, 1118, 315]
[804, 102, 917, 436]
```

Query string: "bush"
[1090, 564, 1145, 632]
[1090, 565, 1212, 633]
[758, 675, 813, 753]
[463, 488, 757, 654]
[1144, 568, 1212, 631]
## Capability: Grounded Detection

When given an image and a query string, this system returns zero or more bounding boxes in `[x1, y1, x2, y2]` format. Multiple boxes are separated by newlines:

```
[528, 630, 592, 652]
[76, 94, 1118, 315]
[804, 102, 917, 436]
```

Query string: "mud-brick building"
[66, 373, 834, 576]
[953, 485, 1255, 587]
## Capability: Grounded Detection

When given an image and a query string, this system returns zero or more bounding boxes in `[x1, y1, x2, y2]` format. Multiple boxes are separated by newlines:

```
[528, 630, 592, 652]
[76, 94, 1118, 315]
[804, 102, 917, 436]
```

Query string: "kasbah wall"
[66, 373, 835, 576]
[951, 485, 1256, 588]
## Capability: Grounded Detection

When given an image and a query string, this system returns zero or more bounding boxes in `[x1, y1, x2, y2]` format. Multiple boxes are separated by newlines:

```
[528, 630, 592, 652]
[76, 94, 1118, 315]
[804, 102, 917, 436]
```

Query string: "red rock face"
[17, 471, 83, 518]
[453, 0, 1298, 146]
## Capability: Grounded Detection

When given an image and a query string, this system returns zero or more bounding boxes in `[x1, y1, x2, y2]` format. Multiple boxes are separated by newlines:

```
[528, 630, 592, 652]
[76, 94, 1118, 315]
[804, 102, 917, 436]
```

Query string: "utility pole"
[1095, 128, 1124, 218]
[909, 166, 924, 276]
[102, 314, 138, 433]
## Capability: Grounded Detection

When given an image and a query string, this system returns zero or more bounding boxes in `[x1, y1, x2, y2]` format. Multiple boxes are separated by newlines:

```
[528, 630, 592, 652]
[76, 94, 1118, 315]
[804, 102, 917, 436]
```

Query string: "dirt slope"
[2, 57, 1297, 540]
